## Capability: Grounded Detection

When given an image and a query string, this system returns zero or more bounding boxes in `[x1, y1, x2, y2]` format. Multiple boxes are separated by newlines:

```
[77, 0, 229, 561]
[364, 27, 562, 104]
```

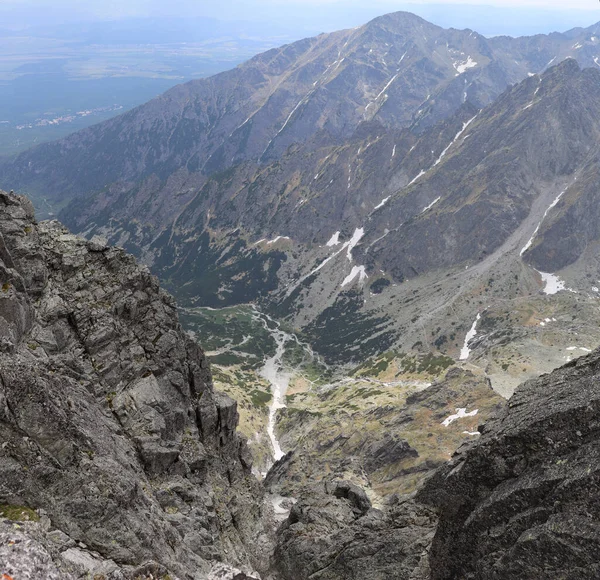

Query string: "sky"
[0, 0, 599, 37]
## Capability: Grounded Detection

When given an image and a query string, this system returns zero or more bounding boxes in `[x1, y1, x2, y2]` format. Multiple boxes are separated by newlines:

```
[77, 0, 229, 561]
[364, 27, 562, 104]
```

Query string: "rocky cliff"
[0, 190, 267, 578]
[419, 348, 600, 579]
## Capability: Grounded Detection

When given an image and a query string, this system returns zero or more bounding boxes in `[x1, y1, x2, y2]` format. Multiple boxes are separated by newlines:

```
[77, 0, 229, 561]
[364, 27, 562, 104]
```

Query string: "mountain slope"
[21, 59, 600, 405]
[3, 13, 600, 212]
[3, 15, 600, 402]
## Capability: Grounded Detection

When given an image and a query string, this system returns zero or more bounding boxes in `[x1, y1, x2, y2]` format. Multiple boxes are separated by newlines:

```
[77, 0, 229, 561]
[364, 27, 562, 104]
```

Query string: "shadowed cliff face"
[0, 190, 266, 578]
[418, 348, 600, 579]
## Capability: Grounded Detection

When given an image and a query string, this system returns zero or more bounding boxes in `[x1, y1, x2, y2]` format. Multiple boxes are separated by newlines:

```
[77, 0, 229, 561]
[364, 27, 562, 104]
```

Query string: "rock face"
[273, 482, 435, 580]
[0, 190, 266, 578]
[0, 520, 66, 580]
[419, 349, 600, 579]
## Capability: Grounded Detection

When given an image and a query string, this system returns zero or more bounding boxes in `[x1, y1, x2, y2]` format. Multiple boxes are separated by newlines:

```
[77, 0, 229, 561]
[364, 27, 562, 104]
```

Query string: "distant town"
[15, 105, 124, 130]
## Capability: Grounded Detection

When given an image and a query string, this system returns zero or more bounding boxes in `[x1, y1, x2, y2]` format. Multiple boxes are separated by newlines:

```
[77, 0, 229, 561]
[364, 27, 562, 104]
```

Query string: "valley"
[2, 9, 600, 579]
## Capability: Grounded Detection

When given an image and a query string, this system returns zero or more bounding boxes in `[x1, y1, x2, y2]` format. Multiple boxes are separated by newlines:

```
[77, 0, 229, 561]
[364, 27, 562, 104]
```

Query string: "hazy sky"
[1, 0, 599, 37]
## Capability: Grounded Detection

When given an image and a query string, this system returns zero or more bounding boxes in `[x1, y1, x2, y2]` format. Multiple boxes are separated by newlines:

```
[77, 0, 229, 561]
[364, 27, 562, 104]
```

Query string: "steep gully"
[252, 308, 316, 468]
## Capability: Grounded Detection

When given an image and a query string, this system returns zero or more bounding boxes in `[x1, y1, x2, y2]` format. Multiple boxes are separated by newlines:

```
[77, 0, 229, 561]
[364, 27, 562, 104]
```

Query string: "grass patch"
[0, 504, 39, 522]
[250, 389, 272, 407]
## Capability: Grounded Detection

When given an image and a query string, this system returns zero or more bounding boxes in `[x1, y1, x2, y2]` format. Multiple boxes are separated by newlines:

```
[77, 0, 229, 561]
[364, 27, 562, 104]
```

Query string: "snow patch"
[326, 231, 341, 247]
[307, 227, 365, 276]
[421, 196, 441, 213]
[373, 196, 391, 211]
[442, 408, 478, 427]
[341, 265, 368, 287]
[453, 56, 477, 74]
[538, 271, 566, 295]
[346, 227, 365, 261]
[459, 313, 481, 360]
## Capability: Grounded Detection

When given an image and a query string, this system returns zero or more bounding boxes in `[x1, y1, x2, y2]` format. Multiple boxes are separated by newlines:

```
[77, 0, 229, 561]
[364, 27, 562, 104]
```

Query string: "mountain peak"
[366, 10, 441, 32]
[545, 56, 580, 75]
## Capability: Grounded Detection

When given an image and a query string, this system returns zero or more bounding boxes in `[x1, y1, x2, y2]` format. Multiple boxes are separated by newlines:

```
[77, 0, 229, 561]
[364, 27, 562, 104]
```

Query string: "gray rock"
[419, 348, 600, 579]
[0, 520, 67, 579]
[273, 483, 435, 580]
[0, 192, 268, 578]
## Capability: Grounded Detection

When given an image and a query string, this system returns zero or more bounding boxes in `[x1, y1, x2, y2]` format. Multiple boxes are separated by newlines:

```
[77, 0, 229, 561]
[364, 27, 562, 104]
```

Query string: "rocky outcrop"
[419, 349, 600, 579]
[0, 190, 266, 578]
[273, 482, 435, 580]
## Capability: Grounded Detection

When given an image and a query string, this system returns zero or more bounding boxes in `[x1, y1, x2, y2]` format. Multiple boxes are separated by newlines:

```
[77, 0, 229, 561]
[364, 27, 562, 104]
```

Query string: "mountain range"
[3, 9, 600, 578]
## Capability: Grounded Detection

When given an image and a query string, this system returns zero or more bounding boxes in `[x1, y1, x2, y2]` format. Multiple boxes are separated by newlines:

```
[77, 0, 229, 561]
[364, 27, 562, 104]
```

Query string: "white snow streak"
[373, 196, 391, 211]
[375, 73, 399, 101]
[278, 96, 310, 136]
[392, 144, 397, 159]
[407, 170, 426, 187]
[442, 408, 479, 427]
[421, 196, 441, 213]
[520, 185, 569, 256]
[459, 313, 481, 360]
[341, 265, 368, 287]
[267, 236, 291, 245]
[408, 116, 476, 187]
[433, 116, 476, 168]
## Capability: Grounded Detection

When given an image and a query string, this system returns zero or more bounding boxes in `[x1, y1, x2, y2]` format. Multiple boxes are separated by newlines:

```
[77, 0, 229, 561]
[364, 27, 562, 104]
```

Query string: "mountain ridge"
[4, 12, 600, 212]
